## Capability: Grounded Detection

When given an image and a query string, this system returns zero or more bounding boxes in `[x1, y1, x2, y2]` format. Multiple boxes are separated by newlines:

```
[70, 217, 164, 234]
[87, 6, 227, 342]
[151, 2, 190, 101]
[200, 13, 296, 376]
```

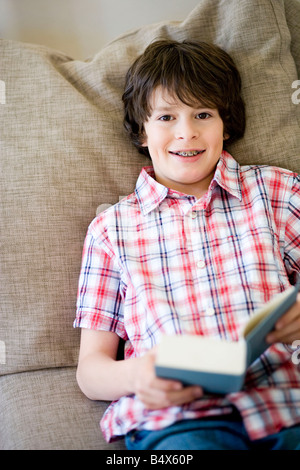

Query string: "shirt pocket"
[215, 228, 286, 300]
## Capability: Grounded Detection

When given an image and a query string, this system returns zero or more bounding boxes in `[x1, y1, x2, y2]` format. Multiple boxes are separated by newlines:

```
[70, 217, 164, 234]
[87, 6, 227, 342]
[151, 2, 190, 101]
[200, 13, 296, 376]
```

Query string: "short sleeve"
[73, 227, 127, 340]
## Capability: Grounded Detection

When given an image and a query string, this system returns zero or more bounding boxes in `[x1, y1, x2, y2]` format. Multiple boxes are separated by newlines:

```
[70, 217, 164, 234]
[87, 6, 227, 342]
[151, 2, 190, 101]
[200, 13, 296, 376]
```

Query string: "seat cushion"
[0, 367, 126, 450]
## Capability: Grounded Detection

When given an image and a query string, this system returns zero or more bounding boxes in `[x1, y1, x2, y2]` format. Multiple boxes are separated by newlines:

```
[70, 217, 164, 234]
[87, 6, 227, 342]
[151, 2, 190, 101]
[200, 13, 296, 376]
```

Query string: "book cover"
[155, 281, 300, 394]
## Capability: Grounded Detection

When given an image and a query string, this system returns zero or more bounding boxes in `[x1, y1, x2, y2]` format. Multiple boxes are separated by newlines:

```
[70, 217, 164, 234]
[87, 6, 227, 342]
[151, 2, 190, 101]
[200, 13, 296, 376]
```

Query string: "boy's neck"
[154, 168, 215, 201]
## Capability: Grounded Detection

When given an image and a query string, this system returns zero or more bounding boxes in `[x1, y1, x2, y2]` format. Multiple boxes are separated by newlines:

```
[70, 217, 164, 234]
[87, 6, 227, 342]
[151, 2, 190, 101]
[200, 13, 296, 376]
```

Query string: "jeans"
[125, 412, 300, 450]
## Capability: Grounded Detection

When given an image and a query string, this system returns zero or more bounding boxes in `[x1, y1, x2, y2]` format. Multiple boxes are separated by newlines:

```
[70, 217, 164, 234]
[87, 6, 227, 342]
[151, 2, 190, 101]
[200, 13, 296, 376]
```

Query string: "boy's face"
[142, 86, 228, 199]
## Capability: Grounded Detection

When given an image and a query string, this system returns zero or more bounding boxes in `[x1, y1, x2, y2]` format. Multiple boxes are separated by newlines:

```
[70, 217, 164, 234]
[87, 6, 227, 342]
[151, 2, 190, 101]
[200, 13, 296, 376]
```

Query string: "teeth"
[175, 150, 201, 157]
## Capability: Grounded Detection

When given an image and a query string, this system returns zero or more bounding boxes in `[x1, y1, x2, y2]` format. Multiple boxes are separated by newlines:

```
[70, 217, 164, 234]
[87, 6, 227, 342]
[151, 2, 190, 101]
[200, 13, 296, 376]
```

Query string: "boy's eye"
[158, 115, 174, 121]
[197, 112, 211, 119]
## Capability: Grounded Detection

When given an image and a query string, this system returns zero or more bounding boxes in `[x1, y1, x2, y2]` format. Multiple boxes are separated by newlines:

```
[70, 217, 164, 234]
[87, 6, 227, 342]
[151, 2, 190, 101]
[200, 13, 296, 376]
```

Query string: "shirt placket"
[183, 204, 217, 334]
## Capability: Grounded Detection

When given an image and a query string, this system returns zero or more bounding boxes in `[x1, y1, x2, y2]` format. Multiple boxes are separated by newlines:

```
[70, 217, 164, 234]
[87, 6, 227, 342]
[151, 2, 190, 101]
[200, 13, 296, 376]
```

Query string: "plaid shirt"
[74, 151, 300, 442]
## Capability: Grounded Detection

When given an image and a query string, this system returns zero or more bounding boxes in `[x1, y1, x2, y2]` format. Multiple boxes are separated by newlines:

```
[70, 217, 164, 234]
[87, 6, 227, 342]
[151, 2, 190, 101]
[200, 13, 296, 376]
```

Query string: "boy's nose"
[175, 120, 199, 140]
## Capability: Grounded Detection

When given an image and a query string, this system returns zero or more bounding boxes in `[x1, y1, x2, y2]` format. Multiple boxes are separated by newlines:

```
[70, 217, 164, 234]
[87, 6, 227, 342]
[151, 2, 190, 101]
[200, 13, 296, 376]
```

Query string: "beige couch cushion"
[1, 0, 299, 376]
[0, 367, 125, 450]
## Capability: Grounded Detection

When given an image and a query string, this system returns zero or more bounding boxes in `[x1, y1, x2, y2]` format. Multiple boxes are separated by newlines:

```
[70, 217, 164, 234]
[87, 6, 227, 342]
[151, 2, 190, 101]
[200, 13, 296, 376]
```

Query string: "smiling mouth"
[170, 150, 205, 157]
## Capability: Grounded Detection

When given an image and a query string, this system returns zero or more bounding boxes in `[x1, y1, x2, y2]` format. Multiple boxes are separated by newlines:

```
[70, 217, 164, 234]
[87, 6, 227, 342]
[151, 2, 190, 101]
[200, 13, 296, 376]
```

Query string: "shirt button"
[190, 211, 197, 218]
[205, 307, 215, 316]
[196, 260, 205, 269]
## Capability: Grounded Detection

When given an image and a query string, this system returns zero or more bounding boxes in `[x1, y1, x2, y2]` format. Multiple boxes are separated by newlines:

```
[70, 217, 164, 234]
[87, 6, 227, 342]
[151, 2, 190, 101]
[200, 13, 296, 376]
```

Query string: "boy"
[74, 40, 300, 450]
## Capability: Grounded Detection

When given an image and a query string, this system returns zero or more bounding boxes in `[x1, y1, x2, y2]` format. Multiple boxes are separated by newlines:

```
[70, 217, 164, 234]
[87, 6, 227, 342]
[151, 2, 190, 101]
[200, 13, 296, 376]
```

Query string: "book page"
[243, 286, 295, 337]
[244, 282, 300, 366]
[156, 335, 247, 375]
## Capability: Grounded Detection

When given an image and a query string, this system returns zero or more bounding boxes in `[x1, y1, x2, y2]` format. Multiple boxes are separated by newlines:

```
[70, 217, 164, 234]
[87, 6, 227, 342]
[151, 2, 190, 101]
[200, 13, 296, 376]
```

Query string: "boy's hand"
[267, 293, 300, 345]
[133, 349, 203, 410]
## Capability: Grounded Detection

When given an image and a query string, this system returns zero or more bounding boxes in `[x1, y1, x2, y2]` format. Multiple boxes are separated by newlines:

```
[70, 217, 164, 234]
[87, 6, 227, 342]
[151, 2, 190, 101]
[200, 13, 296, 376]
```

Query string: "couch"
[1, 0, 299, 450]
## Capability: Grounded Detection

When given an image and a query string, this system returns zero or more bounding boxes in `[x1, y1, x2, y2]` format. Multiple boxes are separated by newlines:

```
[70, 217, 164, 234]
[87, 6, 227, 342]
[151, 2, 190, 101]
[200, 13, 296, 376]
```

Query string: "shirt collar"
[211, 151, 242, 201]
[135, 166, 168, 215]
[135, 151, 242, 215]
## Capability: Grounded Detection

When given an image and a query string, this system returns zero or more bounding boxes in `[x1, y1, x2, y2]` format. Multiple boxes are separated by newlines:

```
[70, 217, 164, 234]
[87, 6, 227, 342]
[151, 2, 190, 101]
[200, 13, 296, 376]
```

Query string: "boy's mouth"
[170, 150, 205, 157]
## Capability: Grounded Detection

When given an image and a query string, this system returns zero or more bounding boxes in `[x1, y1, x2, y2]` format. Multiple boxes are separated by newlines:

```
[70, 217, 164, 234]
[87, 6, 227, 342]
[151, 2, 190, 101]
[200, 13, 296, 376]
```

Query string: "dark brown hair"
[122, 39, 246, 157]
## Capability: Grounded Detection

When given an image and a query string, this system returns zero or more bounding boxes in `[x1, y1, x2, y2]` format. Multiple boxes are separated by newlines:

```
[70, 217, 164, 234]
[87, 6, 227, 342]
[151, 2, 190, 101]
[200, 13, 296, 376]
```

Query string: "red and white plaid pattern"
[74, 151, 300, 442]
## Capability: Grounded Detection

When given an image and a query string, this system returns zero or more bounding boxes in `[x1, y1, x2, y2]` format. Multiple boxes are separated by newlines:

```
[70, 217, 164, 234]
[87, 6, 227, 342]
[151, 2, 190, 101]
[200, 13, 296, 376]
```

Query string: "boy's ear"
[223, 133, 230, 141]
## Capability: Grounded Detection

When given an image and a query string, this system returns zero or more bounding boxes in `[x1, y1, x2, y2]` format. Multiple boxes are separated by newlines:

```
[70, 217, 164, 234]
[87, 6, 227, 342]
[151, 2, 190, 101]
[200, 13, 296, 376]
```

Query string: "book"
[155, 281, 300, 394]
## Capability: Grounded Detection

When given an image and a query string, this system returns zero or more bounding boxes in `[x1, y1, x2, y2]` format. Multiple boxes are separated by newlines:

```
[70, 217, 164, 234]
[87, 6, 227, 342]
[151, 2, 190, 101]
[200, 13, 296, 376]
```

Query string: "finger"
[135, 377, 182, 405]
[275, 294, 300, 330]
[167, 385, 203, 407]
[271, 329, 300, 345]
[140, 385, 203, 410]
[267, 320, 300, 345]
[152, 376, 183, 392]
[266, 294, 300, 344]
